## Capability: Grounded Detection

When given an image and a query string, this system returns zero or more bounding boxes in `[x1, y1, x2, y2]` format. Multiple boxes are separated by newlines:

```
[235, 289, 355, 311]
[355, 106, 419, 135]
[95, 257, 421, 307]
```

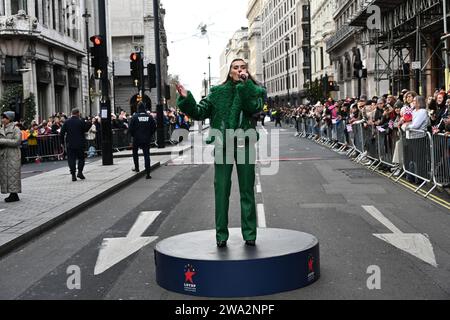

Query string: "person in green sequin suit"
[176, 59, 266, 248]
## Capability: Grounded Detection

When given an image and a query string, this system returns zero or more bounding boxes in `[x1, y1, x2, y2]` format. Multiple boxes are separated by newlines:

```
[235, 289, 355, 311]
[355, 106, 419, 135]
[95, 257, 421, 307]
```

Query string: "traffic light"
[90, 35, 107, 79]
[148, 63, 156, 89]
[130, 52, 143, 87]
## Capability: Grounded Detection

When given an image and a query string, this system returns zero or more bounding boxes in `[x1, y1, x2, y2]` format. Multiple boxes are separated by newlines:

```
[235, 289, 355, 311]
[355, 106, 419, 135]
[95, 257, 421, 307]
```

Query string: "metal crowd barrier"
[22, 134, 65, 161]
[298, 120, 450, 198]
[430, 133, 450, 193]
[375, 129, 397, 170]
[396, 129, 433, 194]
[112, 129, 132, 151]
[352, 122, 365, 155]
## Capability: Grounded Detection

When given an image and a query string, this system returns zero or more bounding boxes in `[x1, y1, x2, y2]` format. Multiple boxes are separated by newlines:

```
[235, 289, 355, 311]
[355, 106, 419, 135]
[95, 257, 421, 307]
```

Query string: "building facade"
[247, 0, 263, 82]
[326, 0, 391, 99]
[0, 0, 96, 122]
[110, 0, 169, 114]
[261, 0, 310, 107]
[220, 27, 250, 82]
[310, 0, 336, 96]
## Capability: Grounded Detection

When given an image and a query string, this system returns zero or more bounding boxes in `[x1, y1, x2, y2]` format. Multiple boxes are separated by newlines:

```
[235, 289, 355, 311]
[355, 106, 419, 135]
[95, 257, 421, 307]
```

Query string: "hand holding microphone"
[239, 72, 249, 82]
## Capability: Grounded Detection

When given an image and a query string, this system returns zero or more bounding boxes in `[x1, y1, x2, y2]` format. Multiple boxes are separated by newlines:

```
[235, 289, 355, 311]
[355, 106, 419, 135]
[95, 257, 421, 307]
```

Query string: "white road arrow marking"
[94, 211, 161, 276]
[363, 206, 437, 268]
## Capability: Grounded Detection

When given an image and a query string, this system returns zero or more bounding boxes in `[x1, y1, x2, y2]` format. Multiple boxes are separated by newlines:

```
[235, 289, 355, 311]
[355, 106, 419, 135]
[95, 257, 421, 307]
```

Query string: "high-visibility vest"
[21, 130, 30, 141]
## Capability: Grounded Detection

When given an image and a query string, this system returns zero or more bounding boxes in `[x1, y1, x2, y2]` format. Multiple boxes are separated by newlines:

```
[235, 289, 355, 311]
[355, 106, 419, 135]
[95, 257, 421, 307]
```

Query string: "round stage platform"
[154, 228, 320, 298]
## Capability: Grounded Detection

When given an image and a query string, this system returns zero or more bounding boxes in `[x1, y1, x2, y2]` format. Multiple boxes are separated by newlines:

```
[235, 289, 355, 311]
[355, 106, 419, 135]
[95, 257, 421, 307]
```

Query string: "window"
[5, 56, 22, 75]
[58, 0, 63, 32]
[320, 47, 324, 70]
[42, 0, 47, 25]
[11, 0, 28, 14]
[34, 0, 39, 19]
[52, 0, 56, 29]
[346, 58, 352, 79]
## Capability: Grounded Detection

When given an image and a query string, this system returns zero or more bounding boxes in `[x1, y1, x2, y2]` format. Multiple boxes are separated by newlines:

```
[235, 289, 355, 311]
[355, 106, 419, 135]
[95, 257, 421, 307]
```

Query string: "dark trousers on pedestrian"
[133, 143, 151, 174]
[67, 148, 85, 175]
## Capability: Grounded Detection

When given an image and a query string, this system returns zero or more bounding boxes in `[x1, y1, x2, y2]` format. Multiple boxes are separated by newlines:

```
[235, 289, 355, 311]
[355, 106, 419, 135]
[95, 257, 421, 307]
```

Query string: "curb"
[113, 145, 193, 159]
[0, 160, 166, 258]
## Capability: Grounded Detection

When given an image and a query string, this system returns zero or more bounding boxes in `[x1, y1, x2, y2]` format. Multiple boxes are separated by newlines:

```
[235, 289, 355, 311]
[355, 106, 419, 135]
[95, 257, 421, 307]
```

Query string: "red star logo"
[308, 257, 314, 273]
[185, 269, 196, 284]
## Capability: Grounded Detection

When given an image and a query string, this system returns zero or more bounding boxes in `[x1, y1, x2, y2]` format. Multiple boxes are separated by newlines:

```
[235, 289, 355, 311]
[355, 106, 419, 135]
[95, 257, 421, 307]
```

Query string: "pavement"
[0, 141, 195, 257]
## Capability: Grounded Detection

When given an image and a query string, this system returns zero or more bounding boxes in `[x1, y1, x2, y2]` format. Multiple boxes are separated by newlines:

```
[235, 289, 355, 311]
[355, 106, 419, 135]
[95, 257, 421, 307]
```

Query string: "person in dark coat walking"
[129, 102, 156, 179]
[60, 109, 90, 182]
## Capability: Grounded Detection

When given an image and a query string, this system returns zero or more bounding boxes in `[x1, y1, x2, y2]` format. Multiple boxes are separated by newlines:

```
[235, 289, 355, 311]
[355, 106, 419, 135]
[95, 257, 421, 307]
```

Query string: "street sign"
[412, 61, 421, 70]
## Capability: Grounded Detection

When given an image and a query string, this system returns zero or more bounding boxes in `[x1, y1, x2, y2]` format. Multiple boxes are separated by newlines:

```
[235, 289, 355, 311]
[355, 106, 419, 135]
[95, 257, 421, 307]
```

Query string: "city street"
[0, 123, 448, 300]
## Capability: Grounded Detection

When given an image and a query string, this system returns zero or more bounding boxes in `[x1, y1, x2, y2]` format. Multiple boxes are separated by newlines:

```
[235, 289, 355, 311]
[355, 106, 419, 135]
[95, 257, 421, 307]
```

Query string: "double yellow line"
[377, 171, 450, 210]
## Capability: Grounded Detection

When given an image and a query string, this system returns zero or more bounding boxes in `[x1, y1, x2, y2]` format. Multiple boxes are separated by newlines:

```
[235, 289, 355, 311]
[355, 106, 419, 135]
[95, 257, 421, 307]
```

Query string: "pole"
[83, 8, 92, 117]
[140, 50, 145, 101]
[153, 0, 165, 148]
[308, 0, 313, 103]
[204, 72, 207, 97]
[286, 41, 290, 106]
[99, 0, 113, 165]
[443, 0, 449, 91]
[415, 1, 422, 95]
[112, 61, 116, 114]
[263, 58, 266, 88]
[208, 56, 212, 90]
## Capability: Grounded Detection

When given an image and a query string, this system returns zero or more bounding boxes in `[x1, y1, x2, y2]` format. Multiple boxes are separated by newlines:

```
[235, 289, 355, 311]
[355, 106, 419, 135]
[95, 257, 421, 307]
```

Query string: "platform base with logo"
[155, 228, 320, 298]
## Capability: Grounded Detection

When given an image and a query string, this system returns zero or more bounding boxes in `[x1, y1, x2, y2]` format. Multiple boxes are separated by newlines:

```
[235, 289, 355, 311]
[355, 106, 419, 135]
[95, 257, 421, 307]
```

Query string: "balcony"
[348, 0, 375, 27]
[326, 24, 360, 53]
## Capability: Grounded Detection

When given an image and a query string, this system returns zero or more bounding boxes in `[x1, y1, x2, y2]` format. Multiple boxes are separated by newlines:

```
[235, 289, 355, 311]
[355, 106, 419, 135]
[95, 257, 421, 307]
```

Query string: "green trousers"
[214, 144, 257, 242]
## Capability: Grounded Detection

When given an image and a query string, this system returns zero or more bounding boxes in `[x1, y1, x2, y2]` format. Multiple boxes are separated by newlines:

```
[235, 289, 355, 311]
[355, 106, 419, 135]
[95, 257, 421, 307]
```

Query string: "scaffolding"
[351, 0, 450, 96]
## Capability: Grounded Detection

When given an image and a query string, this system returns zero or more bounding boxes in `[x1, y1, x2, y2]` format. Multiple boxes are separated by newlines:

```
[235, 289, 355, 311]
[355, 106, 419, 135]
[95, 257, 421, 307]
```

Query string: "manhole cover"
[340, 168, 377, 179]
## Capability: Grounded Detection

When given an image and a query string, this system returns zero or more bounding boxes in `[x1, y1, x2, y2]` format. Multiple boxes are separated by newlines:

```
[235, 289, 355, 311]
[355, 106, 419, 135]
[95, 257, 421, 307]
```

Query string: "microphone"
[239, 73, 248, 81]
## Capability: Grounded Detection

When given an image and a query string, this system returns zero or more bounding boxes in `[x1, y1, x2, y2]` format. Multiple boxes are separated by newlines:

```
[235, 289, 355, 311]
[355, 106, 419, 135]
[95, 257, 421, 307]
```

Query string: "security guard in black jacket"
[60, 108, 90, 182]
[129, 102, 156, 179]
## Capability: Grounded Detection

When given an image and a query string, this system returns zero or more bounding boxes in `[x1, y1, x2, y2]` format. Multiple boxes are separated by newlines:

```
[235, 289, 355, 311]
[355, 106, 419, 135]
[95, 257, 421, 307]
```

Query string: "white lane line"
[262, 127, 268, 135]
[0, 209, 5, 213]
[256, 173, 262, 194]
[257, 204, 267, 228]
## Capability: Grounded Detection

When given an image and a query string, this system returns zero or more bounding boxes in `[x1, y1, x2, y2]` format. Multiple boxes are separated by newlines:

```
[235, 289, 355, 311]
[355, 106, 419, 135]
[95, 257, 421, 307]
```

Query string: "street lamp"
[82, 8, 92, 116]
[284, 36, 290, 107]
[208, 56, 212, 90]
[263, 57, 267, 88]
[203, 72, 208, 97]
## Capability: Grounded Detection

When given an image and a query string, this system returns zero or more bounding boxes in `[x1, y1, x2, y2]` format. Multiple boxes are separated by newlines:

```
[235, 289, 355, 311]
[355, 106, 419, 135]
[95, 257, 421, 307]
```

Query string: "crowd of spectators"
[269, 89, 449, 136]
[11, 106, 192, 163]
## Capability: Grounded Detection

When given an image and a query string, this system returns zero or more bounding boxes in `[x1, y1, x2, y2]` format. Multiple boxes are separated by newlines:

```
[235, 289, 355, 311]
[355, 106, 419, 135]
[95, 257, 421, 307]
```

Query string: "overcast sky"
[162, 0, 248, 100]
